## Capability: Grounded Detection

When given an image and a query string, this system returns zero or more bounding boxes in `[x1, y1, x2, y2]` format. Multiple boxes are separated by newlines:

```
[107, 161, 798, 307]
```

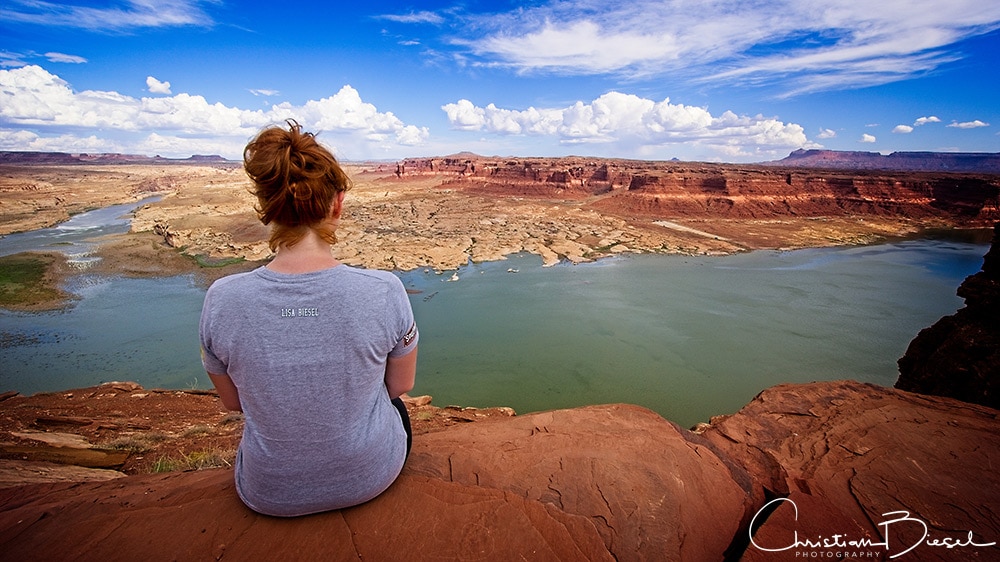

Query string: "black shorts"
[390, 396, 412, 458]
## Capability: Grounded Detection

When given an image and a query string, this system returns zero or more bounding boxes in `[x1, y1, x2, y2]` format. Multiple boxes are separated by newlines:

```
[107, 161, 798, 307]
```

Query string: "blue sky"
[1, 0, 999, 162]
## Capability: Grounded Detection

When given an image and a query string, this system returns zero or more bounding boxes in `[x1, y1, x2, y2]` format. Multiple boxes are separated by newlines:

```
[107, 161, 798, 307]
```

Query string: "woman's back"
[200, 120, 418, 516]
[202, 265, 416, 515]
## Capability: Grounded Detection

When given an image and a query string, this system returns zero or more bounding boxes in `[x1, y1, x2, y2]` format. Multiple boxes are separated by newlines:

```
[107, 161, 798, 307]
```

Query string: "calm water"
[401, 244, 985, 426]
[0, 204, 988, 426]
[0, 197, 158, 262]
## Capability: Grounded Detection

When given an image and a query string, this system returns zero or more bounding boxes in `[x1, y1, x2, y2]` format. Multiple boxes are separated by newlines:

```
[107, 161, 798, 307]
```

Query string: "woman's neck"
[266, 231, 340, 274]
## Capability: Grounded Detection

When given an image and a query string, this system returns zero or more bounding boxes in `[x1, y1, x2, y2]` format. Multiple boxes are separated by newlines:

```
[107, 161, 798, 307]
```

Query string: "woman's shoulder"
[337, 265, 406, 290]
[206, 267, 266, 293]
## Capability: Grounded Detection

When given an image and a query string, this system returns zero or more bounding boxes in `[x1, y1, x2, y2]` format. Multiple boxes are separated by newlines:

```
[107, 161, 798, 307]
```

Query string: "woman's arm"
[384, 346, 418, 400]
[208, 372, 243, 412]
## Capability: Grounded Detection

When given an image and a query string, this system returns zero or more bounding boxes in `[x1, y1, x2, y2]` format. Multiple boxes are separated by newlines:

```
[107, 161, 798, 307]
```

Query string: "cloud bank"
[0, 65, 429, 159]
[442, 92, 810, 159]
[1, 65, 811, 161]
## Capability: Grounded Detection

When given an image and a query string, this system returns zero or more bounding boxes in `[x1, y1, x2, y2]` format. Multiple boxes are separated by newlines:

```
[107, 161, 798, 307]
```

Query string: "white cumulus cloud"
[947, 120, 989, 129]
[860, 133, 877, 143]
[0, 65, 429, 159]
[914, 116, 941, 126]
[892, 125, 914, 134]
[443, 92, 809, 159]
[817, 128, 836, 139]
[0, 128, 120, 153]
[146, 76, 172, 95]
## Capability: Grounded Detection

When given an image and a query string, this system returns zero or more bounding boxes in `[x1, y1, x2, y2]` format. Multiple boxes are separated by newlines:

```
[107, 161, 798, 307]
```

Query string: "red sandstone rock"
[740, 491, 879, 562]
[2, 385, 998, 561]
[0, 460, 124, 488]
[398, 155, 1000, 225]
[703, 380, 1000, 561]
[0, 404, 755, 562]
[0, 470, 612, 561]
[406, 403, 762, 561]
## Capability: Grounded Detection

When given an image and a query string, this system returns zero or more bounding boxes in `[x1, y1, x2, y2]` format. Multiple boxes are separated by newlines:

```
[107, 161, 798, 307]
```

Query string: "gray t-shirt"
[199, 265, 418, 516]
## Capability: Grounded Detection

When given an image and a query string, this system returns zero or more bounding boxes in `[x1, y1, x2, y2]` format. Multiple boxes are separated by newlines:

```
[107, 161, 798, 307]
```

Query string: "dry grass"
[152, 448, 236, 473]
[104, 432, 170, 453]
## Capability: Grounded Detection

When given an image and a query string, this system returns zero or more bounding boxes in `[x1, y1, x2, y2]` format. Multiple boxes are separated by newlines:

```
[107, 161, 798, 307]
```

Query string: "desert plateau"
[2, 151, 998, 291]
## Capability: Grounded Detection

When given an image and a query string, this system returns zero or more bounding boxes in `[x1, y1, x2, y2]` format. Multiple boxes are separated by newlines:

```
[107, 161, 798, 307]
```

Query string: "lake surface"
[0, 198, 158, 262]
[0, 204, 988, 426]
[401, 243, 985, 426]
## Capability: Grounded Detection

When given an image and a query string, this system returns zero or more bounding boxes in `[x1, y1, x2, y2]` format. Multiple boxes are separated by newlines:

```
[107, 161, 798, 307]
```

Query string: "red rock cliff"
[398, 155, 1000, 225]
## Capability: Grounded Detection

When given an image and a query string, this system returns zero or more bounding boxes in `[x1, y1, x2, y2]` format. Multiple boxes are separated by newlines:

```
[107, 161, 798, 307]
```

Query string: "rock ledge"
[1, 381, 997, 561]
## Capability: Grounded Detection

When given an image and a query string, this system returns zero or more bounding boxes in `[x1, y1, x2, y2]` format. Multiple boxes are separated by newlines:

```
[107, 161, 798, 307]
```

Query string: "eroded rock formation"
[896, 222, 1000, 409]
[399, 155, 1000, 225]
[702, 380, 1000, 561]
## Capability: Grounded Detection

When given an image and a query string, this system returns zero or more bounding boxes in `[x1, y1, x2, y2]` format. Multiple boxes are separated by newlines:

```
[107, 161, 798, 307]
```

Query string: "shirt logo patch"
[402, 323, 417, 346]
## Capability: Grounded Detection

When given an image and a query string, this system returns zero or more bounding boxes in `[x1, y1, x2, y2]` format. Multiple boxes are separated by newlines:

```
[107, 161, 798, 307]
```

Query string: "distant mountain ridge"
[3, 149, 1000, 173]
[0, 151, 235, 165]
[769, 149, 1000, 173]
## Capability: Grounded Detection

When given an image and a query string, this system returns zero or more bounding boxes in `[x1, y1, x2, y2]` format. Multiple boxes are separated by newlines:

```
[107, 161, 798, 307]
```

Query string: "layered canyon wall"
[397, 155, 1000, 225]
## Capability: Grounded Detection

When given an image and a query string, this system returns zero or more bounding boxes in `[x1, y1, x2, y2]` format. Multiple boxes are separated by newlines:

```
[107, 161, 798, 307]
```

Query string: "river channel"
[0, 202, 988, 427]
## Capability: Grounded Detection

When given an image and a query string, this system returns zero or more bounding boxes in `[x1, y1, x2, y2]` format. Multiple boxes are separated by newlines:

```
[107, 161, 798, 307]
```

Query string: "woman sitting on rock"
[199, 119, 418, 517]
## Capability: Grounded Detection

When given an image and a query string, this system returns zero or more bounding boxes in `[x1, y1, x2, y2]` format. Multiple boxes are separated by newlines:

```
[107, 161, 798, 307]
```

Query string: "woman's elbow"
[386, 379, 415, 399]
[385, 349, 418, 399]
[221, 397, 243, 412]
[208, 372, 242, 412]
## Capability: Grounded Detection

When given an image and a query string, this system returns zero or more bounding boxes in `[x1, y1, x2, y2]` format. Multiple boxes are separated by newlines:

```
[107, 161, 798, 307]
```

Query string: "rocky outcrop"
[622, 167, 999, 220]
[406, 404, 762, 561]
[400, 156, 623, 198]
[702, 380, 1000, 561]
[2, 382, 998, 561]
[896, 222, 1000, 409]
[0, 470, 616, 561]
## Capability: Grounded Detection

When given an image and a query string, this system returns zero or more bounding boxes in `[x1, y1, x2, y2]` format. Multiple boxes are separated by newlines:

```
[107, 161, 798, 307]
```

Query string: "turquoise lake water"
[0, 203, 988, 427]
[400, 242, 986, 426]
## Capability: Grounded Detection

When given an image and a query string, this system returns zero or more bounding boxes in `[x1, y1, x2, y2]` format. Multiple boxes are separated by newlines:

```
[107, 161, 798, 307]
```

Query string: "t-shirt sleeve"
[199, 286, 229, 374]
[387, 275, 418, 358]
